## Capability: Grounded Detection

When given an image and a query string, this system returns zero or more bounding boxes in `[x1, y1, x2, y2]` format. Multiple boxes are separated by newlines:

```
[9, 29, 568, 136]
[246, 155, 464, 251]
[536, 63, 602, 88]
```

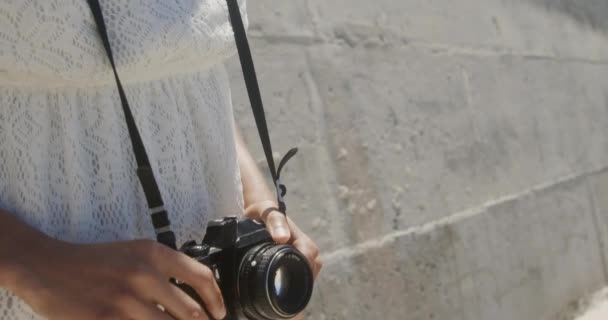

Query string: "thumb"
[265, 210, 291, 244]
[245, 202, 291, 244]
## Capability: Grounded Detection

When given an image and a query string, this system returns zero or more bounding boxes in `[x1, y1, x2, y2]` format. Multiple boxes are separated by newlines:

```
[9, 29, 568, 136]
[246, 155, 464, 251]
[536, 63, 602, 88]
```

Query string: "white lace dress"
[0, 0, 246, 318]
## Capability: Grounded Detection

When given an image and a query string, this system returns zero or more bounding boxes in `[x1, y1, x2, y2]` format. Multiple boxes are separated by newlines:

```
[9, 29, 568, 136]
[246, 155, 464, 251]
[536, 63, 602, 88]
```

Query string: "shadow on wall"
[523, 0, 608, 34]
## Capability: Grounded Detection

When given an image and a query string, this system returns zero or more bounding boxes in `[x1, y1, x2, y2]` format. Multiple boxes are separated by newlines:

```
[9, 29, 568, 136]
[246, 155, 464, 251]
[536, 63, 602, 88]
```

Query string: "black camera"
[177, 217, 314, 320]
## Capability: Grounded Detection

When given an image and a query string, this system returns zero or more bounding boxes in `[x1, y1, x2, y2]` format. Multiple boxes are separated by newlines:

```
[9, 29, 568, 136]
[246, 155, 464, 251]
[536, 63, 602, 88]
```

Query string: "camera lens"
[238, 243, 313, 319]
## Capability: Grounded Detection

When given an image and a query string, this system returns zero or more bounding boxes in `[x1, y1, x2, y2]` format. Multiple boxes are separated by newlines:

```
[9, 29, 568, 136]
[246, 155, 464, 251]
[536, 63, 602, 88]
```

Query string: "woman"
[0, 0, 321, 319]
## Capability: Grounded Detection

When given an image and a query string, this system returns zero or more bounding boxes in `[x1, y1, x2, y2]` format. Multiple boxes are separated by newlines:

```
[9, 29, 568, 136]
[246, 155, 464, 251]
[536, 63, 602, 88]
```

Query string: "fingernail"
[192, 311, 200, 318]
[274, 227, 289, 239]
[219, 308, 227, 319]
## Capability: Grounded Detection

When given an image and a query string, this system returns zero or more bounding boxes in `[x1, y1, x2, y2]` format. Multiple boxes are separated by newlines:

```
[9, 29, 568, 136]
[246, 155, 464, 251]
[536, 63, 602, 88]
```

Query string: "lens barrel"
[238, 243, 313, 319]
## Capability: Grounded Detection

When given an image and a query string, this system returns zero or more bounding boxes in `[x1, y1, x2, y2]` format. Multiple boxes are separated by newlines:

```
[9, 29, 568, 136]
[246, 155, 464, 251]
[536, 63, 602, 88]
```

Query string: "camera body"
[178, 217, 313, 320]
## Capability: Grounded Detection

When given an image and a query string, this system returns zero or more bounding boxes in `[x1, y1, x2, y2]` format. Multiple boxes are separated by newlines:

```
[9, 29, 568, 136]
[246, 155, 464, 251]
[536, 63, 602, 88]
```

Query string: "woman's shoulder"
[0, 0, 247, 86]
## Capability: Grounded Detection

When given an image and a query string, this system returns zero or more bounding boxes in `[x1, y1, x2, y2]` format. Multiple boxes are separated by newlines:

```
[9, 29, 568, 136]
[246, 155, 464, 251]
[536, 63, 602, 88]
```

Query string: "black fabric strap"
[87, 0, 296, 248]
[226, 0, 297, 214]
[87, 0, 176, 249]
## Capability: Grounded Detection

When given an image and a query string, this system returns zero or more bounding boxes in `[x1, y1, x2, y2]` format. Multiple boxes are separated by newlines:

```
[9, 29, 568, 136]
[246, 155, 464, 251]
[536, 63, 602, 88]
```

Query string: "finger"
[285, 216, 305, 242]
[137, 277, 207, 320]
[263, 210, 291, 244]
[117, 298, 174, 320]
[284, 218, 321, 278]
[291, 236, 320, 275]
[313, 256, 323, 280]
[292, 312, 306, 320]
[150, 248, 226, 320]
[163, 285, 210, 320]
[294, 243, 317, 274]
[187, 272, 225, 320]
[292, 235, 318, 262]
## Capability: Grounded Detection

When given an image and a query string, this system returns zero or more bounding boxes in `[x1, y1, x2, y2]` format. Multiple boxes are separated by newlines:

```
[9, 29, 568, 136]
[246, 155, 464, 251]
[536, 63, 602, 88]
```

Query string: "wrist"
[0, 224, 54, 293]
[244, 199, 279, 220]
[243, 189, 275, 210]
[0, 259, 19, 291]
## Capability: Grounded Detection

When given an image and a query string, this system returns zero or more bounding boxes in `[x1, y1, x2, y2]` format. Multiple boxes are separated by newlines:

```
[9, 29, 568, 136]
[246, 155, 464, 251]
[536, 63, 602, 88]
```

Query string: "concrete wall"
[228, 1, 608, 319]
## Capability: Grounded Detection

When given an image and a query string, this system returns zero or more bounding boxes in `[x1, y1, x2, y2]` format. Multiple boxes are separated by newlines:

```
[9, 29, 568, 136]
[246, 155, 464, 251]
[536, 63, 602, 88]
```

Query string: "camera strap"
[225, 0, 298, 215]
[87, 0, 296, 249]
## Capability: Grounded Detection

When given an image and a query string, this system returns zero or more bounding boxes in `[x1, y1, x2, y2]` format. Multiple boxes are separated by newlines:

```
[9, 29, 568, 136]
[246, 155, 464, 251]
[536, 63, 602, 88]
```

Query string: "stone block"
[307, 44, 477, 242]
[245, 0, 315, 39]
[462, 56, 608, 187]
[306, 175, 604, 320]
[306, 43, 608, 243]
[308, 0, 608, 61]
[587, 169, 608, 282]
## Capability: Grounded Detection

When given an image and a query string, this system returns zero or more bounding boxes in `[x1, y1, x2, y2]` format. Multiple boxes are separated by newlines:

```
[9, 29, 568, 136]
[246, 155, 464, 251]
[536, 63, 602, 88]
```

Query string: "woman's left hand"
[244, 200, 323, 280]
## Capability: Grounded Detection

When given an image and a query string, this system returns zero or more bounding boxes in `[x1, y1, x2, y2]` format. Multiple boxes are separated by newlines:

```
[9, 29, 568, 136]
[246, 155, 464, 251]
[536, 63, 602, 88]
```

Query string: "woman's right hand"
[7, 237, 226, 320]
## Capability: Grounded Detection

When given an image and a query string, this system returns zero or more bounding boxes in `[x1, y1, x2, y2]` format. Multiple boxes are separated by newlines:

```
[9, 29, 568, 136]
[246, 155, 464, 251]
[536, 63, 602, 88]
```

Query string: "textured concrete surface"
[569, 288, 608, 320]
[228, 1, 608, 319]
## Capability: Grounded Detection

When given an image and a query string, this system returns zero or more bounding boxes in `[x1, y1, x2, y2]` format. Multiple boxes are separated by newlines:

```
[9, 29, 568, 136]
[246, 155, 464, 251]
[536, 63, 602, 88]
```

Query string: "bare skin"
[0, 125, 321, 320]
[234, 125, 322, 279]
[0, 211, 225, 320]
[234, 125, 323, 320]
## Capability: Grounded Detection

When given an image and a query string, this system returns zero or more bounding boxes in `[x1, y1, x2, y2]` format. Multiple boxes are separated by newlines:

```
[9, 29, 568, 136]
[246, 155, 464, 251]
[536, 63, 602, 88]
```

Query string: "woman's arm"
[233, 124, 322, 279]
[0, 209, 48, 290]
[0, 209, 226, 320]
[233, 124, 276, 208]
